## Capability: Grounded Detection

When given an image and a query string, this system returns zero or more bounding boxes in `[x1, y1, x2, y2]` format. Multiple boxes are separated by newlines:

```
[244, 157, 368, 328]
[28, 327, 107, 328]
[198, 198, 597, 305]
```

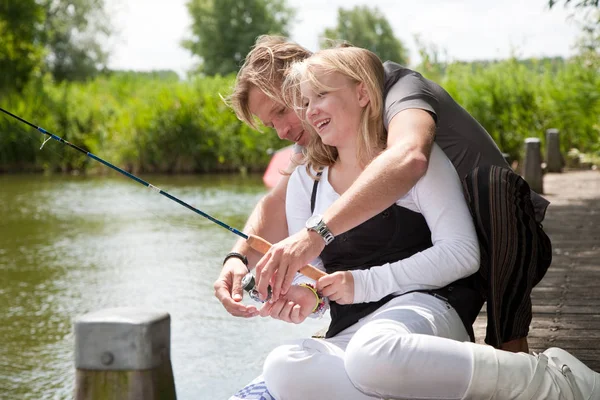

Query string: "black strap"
[310, 170, 323, 213]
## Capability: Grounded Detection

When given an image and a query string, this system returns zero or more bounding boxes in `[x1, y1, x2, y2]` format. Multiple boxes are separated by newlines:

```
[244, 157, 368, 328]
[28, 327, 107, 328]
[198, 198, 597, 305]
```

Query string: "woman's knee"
[263, 344, 304, 395]
[344, 322, 412, 391]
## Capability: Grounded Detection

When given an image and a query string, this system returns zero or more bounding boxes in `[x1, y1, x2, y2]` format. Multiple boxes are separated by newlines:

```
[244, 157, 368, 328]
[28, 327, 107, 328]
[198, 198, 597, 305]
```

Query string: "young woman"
[259, 47, 599, 400]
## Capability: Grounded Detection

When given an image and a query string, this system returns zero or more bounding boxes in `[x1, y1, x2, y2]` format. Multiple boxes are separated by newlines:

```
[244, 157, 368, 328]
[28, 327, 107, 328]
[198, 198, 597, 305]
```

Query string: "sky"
[105, 0, 583, 76]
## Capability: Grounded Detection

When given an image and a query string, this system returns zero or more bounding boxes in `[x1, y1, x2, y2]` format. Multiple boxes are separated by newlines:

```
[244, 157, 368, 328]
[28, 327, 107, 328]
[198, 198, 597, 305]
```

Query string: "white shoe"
[543, 348, 600, 400]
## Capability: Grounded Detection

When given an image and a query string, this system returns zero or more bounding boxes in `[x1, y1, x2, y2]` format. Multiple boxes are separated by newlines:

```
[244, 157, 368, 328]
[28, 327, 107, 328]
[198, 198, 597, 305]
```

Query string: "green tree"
[548, 0, 600, 67]
[41, 0, 112, 82]
[183, 0, 295, 76]
[0, 0, 111, 92]
[0, 1, 45, 93]
[320, 6, 409, 65]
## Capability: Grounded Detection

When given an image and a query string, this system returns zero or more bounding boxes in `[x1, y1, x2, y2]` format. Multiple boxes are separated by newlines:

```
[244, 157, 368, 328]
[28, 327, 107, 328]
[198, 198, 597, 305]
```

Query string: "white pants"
[263, 292, 473, 400]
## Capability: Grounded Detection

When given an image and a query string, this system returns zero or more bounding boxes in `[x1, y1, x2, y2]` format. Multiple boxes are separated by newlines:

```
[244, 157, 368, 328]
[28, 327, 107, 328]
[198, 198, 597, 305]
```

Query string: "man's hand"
[213, 258, 259, 317]
[317, 271, 354, 304]
[254, 229, 325, 302]
[259, 284, 317, 324]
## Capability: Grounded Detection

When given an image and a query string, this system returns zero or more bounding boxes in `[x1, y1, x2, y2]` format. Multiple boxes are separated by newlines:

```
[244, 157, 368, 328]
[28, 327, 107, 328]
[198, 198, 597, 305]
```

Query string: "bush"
[420, 56, 600, 162]
[1, 58, 598, 173]
[0, 73, 285, 173]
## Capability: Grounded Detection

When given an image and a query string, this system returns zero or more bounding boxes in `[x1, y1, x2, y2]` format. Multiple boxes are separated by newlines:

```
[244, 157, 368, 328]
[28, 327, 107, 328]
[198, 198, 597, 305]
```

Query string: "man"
[214, 35, 551, 352]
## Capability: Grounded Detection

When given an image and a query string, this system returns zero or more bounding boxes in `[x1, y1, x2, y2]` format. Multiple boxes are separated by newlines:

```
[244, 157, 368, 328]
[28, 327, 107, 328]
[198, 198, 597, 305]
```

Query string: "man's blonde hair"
[284, 46, 386, 172]
[227, 35, 312, 129]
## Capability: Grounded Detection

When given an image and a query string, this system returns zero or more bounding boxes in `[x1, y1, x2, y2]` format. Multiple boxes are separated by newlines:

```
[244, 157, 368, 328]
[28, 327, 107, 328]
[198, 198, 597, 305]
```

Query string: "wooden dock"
[473, 169, 600, 369]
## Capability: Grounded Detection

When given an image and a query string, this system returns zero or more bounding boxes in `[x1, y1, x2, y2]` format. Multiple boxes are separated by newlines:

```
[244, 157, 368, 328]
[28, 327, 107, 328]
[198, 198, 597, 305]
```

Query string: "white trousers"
[263, 292, 473, 400]
[263, 291, 598, 400]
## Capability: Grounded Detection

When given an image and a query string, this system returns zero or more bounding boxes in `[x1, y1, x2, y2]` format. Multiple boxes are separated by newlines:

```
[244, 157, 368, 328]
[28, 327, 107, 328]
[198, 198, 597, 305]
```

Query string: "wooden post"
[523, 138, 544, 194]
[74, 308, 176, 400]
[546, 128, 563, 173]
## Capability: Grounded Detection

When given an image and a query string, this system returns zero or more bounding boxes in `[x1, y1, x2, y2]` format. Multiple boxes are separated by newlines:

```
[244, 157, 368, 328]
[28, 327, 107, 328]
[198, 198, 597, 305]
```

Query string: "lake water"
[0, 173, 328, 399]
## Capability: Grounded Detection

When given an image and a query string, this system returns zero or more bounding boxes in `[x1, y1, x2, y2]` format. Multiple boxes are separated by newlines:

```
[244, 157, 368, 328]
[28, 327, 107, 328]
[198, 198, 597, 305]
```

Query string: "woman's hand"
[259, 284, 318, 324]
[317, 271, 354, 304]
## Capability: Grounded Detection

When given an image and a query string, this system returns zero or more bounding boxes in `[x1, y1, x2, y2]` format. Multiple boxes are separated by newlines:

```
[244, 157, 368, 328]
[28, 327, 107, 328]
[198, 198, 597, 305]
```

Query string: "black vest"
[311, 173, 482, 340]
[322, 204, 433, 338]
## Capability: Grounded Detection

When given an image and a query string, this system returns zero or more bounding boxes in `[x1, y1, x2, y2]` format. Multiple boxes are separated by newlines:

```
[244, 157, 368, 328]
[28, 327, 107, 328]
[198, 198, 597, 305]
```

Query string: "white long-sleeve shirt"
[286, 144, 480, 304]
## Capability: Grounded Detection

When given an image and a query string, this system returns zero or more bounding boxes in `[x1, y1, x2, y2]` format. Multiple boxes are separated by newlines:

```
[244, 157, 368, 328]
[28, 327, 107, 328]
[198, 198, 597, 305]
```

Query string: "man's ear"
[356, 82, 370, 107]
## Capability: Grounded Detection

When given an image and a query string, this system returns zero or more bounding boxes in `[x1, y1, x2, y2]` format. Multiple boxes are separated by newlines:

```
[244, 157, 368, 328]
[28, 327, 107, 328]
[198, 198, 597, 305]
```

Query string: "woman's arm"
[351, 145, 480, 303]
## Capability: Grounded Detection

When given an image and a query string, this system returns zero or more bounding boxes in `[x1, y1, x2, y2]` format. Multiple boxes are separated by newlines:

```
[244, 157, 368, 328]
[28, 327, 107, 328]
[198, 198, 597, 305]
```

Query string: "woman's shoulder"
[289, 164, 328, 194]
[291, 164, 325, 180]
[426, 144, 455, 176]
[414, 143, 461, 196]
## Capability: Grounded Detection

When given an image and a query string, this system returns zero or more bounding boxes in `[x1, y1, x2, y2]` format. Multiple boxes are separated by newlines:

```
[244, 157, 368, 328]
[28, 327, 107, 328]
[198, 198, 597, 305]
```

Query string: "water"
[0, 173, 328, 399]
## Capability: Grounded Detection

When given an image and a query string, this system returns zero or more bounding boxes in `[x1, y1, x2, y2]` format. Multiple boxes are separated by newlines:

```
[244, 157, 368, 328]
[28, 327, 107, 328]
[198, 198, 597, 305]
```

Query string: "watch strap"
[308, 218, 335, 245]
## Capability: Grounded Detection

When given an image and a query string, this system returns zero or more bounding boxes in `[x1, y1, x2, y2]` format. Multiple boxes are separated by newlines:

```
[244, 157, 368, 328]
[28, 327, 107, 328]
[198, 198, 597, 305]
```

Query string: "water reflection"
[0, 174, 327, 399]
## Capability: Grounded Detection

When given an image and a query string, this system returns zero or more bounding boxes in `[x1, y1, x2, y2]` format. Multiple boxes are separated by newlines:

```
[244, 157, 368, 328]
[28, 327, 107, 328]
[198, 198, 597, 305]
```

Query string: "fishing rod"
[0, 107, 325, 281]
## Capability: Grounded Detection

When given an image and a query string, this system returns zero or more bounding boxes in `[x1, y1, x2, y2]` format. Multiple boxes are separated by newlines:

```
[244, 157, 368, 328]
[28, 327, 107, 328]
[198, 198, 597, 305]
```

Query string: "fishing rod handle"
[246, 234, 327, 281]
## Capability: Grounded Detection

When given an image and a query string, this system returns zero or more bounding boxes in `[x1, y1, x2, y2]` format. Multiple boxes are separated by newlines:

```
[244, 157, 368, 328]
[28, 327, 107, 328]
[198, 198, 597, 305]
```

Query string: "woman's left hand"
[259, 285, 317, 323]
[317, 271, 354, 304]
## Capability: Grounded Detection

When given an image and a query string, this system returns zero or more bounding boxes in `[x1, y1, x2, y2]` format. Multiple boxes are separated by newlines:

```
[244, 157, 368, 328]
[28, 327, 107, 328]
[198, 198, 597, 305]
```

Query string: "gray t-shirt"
[383, 61, 549, 222]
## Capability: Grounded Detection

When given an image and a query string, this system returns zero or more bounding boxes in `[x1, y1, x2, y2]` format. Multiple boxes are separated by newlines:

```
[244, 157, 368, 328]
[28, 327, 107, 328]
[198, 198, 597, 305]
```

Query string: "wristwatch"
[305, 214, 335, 245]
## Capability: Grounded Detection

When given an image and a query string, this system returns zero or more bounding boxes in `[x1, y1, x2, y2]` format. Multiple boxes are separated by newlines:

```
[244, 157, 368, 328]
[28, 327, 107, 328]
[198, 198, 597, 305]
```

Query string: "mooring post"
[546, 128, 564, 173]
[523, 138, 544, 194]
[74, 308, 176, 400]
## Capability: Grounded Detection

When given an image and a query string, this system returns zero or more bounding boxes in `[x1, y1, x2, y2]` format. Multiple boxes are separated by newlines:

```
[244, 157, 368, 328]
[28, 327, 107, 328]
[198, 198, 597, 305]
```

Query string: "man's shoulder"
[383, 61, 421, 81]
[383, 61, 430, 96]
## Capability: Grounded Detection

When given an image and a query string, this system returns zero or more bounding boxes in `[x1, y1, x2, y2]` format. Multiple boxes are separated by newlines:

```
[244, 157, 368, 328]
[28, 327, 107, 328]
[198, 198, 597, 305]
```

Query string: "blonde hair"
[283, 46, 386, 173]
[226, 35, 312, 129]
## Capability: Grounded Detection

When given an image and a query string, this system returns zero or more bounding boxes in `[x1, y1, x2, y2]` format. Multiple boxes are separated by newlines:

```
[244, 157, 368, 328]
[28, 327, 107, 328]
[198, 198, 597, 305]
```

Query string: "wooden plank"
[469, 171, 600, 368]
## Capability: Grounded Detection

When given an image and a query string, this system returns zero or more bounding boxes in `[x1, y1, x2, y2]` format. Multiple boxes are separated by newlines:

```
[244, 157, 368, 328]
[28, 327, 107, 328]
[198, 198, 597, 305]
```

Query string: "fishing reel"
[242, 273, 272, 303]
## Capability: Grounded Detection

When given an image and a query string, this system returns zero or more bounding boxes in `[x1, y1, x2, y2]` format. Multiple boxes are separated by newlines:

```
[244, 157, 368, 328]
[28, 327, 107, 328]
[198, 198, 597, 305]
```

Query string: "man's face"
[248, 86, 309, 146]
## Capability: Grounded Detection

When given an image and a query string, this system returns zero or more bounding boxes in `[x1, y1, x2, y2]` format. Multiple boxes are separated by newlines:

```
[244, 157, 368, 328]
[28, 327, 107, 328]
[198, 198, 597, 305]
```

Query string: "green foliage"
[0, 0, 111, 91]
[417, 57, 600, 162]
[320, 6, 409, 65]
[0, 1, 45, 93]
[41, 0, 112, 82]
[182, 0, 295, 76]
[572, 10, 600, 69]
[2, 57, 597, 174]
[0, 74, 286, 173]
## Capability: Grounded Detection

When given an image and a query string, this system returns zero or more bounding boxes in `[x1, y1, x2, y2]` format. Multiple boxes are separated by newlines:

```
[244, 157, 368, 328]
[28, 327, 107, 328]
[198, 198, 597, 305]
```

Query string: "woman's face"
[300, 70, 368, 148]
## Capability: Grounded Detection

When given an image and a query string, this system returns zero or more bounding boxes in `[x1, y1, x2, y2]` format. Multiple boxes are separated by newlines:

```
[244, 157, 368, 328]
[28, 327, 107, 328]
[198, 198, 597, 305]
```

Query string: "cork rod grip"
[246, 234, 327, 280]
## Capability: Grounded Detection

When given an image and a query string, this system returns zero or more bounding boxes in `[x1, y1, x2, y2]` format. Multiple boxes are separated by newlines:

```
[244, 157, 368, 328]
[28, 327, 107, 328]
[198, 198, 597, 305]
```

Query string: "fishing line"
[0, 110, 224, 265]
[0, 107, 325, 281]
[1, 109, 257, 244]
[0, 106, 248, 239]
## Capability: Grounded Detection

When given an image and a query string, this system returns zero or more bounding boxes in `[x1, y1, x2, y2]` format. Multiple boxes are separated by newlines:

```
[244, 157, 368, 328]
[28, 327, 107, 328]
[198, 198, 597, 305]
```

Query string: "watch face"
[306, 214, 322, 229]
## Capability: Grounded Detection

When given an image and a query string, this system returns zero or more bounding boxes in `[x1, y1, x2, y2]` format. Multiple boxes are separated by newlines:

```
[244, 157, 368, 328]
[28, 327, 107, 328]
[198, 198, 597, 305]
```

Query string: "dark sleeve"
[384, 72, 440, 130]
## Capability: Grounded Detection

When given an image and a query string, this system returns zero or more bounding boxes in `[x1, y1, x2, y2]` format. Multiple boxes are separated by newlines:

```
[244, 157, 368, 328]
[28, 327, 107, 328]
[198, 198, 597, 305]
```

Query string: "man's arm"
[324, 108, 434, 236]
[254, 109, 437, 301]
[350, 145, 480, 304]
[232, 175, 290, 267]
[213, 156, 297, 317]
